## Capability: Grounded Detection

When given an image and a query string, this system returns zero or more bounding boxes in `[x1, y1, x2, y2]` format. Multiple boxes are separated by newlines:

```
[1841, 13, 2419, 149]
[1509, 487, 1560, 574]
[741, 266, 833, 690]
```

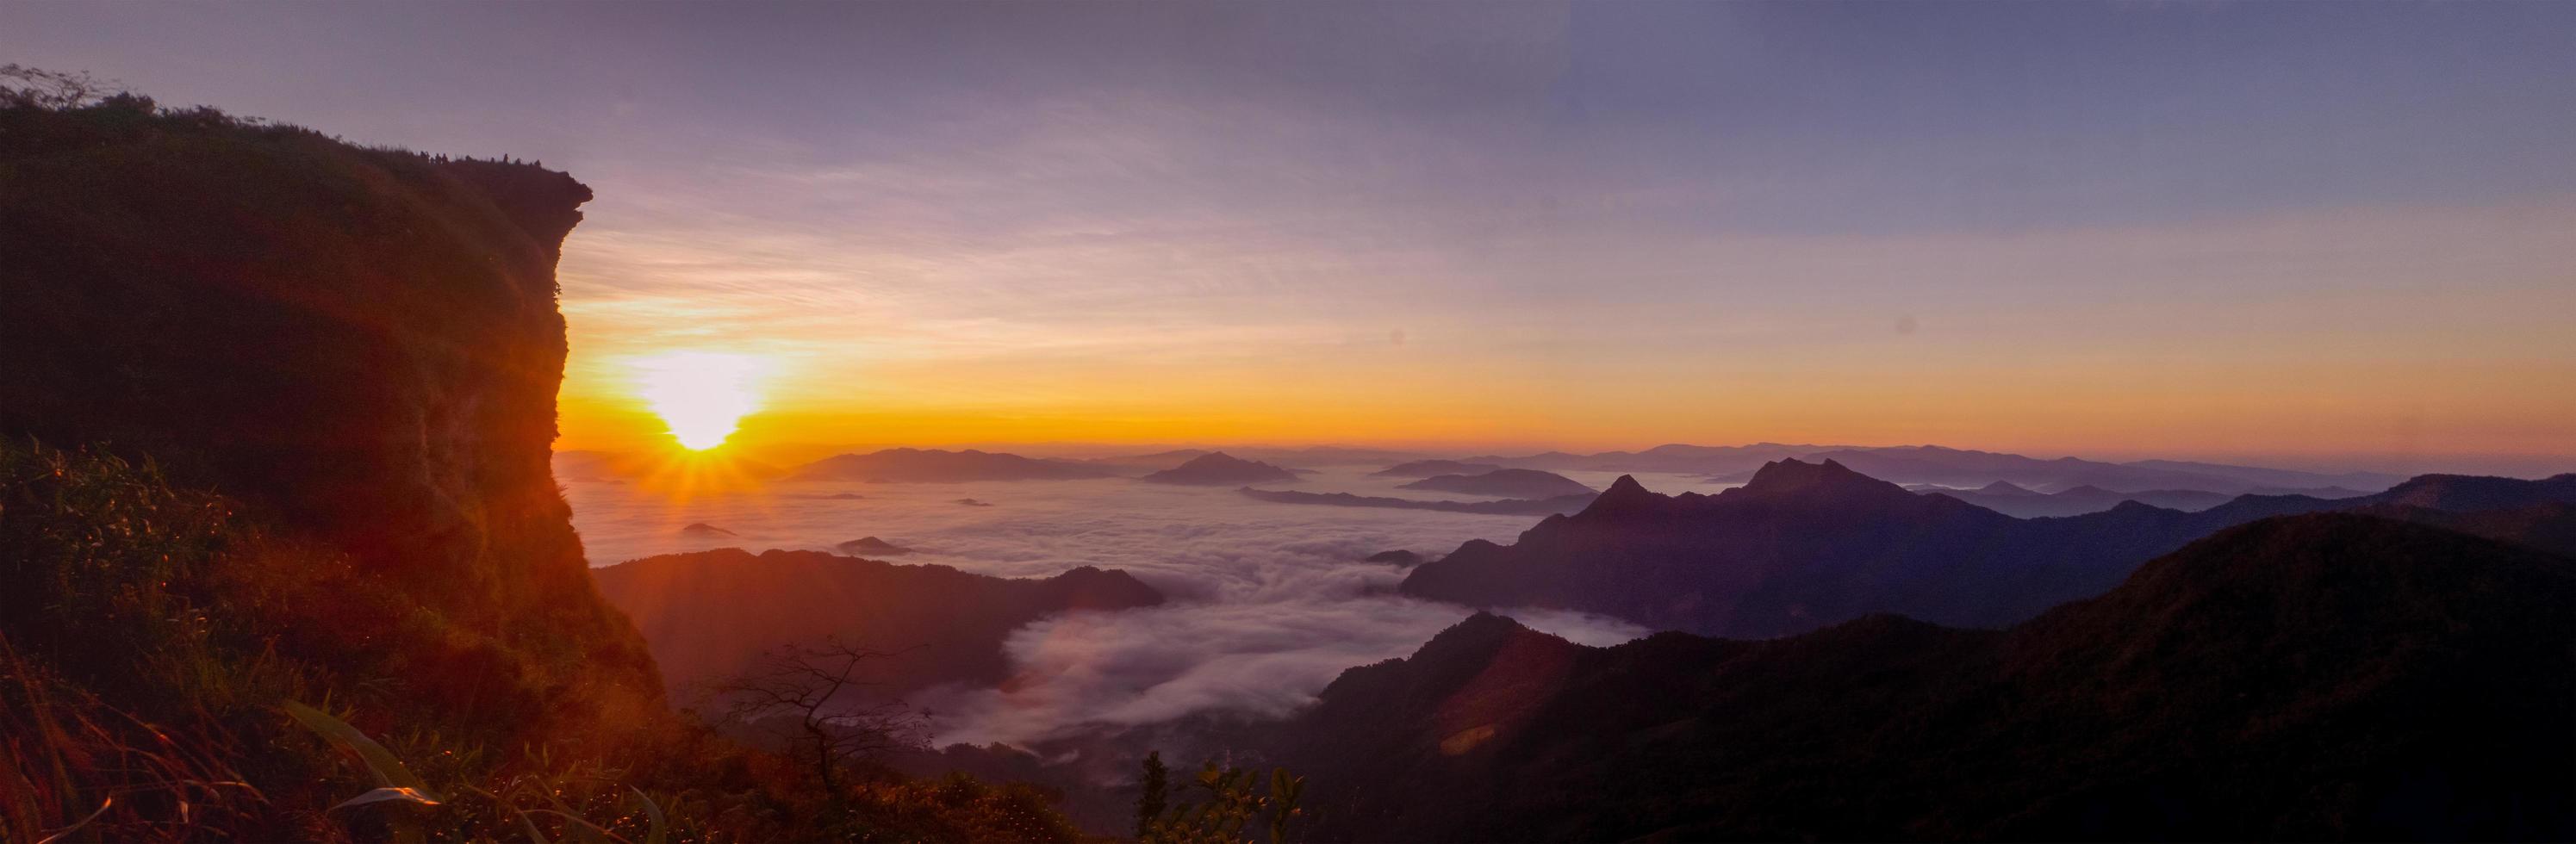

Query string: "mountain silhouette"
[1398, 469, 1596, 499]
[1139, 451, 1299, 485]
[1402, 458, 2574, 637]
[591, 549, 1162, 697]
[1927, 482, 2242, 517]
[1240, 487, 1595, 516]
[787, 448, 1118, 481]
[834, 536, 914, 555]
[2368, 472, 2576, 511]
[2346, 501, 2576, 557]
[1443, 443, 2405, 493]
[1371, 459, 1506, 478]
[1281, 513, 2576, 841]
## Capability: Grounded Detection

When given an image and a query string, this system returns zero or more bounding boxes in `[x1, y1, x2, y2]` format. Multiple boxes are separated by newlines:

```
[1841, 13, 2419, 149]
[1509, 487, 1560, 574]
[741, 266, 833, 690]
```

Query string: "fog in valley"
[566, 464, 1666, 745]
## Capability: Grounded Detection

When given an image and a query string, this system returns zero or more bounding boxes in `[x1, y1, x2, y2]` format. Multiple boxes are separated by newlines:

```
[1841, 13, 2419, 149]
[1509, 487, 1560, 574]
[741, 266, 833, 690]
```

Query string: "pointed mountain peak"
[1411, 611, 1553, 664]
[1579, 475, 1664, 516]
[1976, 481, 2039, 496]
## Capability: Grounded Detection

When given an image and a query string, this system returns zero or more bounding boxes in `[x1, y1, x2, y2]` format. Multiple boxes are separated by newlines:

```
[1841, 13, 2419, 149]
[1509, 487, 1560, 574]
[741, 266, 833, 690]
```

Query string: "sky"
[8, 2, 2573, 471]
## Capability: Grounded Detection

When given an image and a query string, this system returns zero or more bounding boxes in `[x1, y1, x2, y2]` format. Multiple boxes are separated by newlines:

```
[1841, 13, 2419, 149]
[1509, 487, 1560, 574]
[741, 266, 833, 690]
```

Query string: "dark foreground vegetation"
[0, 70, 1085, 841]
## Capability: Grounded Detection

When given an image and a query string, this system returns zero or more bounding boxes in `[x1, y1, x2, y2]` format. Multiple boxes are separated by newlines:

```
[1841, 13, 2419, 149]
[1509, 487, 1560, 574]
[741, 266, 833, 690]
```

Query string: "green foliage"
[1138, 760, 1304, 844]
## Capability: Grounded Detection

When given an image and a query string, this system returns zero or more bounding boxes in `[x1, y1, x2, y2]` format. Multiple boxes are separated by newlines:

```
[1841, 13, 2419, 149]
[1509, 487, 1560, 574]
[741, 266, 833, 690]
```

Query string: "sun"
[630, 351, 770, 450]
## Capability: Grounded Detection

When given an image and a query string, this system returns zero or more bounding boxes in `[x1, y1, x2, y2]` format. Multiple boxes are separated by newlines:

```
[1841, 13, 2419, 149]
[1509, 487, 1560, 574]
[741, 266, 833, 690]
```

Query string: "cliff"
[0, 90, 1092, 842]
[0, 97, 657, 744]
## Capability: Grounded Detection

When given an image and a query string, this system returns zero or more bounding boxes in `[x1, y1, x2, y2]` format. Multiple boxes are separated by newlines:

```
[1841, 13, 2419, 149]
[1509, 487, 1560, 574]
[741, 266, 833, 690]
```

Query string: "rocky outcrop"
[0, 102, 660, 735]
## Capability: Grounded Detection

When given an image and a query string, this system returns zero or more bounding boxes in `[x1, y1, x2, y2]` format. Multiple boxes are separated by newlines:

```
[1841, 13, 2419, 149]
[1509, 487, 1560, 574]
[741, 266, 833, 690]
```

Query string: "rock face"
[1282, 514, 2576, 841]
[1139, 451, 1299, 485]
[0, 104, 659, 731]
[1397, 469, 1596, 499]
[1399, 459, 2576, 638]
[591, 549, 1164, 696]
[788, 448, 1118, 481]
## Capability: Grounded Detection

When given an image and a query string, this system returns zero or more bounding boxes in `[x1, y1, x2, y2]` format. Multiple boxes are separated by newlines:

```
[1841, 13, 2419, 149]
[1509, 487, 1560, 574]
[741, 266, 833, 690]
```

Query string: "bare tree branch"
[0, 65, 121, 110]
[710, 636, 930, 794]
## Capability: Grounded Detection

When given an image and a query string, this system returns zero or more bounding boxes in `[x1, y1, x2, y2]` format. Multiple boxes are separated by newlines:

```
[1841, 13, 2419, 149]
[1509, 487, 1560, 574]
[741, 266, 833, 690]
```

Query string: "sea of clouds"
[565, 465, 1704, 745]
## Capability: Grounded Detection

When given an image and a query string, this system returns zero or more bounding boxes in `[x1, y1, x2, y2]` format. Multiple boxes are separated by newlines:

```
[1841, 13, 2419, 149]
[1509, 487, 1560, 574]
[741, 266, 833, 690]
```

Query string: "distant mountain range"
[1272, 513, 2576, 841]
[1700, 446, 2402, 493]
[554, 442, 2444, 496]
[786, 448, 1120, 482]
[1398, 469, 1596, 499]
[1401, 458, 2576, 637]
[1370, 459, 1506, 478]
[589, 549, 1161, 697]
[1919, 481, 2248, 518]
[1434, 443, 2411, 494]
[1140, 452, 1300, 485]
[1238, 487, 1596, 516]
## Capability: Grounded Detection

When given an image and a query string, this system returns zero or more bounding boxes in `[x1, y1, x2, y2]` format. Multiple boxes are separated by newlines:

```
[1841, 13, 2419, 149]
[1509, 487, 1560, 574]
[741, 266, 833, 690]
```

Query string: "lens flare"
[630, 351, 769, 450]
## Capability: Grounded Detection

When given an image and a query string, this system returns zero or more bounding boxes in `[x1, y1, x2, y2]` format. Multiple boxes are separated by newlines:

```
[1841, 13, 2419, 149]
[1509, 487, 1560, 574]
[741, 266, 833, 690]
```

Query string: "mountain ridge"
[788, 447, 1120, 482]
[1140, 451, 1300, 485]
[1280, 513, 2576, 841]
[1397, 468, 1596, 499]
[1403, 458, 2576, 637]
[591, 548, 1163, 697]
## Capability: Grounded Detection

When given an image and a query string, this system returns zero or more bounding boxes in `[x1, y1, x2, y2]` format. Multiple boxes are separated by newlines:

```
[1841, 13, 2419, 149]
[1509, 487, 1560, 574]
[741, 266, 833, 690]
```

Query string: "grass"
[0, 438, 1088, 841]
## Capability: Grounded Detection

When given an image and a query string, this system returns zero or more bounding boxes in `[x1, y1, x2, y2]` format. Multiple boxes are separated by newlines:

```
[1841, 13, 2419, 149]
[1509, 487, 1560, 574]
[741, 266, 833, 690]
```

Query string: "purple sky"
[8, 3, 2572, 473]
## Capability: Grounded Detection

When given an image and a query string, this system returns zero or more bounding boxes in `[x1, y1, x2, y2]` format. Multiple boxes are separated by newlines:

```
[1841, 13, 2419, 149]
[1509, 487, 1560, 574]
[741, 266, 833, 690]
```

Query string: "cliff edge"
[0, 97, 659, 735]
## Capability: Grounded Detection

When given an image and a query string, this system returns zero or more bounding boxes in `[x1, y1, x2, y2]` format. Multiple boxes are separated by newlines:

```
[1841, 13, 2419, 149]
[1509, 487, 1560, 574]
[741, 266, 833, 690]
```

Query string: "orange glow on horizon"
[628, 351, 774, 451]
[548, 203, 2576, 471]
